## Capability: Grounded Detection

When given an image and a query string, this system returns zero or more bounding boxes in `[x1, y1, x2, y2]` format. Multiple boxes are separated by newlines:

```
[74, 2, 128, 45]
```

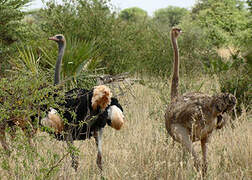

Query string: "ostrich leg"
[94, 128, 103, 170]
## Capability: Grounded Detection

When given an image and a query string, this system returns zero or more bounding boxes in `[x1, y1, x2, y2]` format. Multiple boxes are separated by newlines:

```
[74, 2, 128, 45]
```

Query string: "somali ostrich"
[40, 34, 124, 171]
[165, 28, 236, 175]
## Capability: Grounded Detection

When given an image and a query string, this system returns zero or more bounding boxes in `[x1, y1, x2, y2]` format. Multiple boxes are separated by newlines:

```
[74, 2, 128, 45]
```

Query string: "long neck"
[54, 43, 65, 85]
[170, 33, 179, 101]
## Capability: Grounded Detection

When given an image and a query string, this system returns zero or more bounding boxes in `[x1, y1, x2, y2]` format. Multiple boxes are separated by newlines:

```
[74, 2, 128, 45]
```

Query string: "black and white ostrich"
[41, 34, 124, 171]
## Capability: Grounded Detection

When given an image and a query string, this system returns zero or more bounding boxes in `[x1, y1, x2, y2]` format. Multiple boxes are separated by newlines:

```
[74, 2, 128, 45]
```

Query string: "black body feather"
[48, 88, 123, 141]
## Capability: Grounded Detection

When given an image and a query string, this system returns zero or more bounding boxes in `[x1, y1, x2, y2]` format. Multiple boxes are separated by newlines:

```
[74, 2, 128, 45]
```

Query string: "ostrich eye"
[177, 29, 182, 33]
[56, 36, 62, 40]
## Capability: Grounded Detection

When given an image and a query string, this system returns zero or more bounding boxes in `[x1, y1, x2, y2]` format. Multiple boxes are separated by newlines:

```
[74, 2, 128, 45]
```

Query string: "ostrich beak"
[48, 36, 58, 41]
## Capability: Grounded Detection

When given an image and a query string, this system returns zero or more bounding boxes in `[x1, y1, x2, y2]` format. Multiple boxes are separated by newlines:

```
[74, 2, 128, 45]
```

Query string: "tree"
[153, 6, 188, 27]
[0, 0, 31, 45]
[119, 7, 148, 22]
[0, 0, 31, 74]
[247, 0, 252, 12]
[192, 0, 251, 47]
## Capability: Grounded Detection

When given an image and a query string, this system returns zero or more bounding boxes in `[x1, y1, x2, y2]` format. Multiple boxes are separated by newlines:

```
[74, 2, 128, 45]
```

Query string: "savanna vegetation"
[0, 0, 251, 179]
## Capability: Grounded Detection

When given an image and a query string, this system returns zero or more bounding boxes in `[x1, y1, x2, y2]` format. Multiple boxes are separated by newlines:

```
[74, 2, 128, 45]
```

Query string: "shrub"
[218, 64, 251, 114]
[0, 0, 32, 74]
[209, 51, 251, 113]
[0, 72, 63, 125]
[36, 0, 174, 76]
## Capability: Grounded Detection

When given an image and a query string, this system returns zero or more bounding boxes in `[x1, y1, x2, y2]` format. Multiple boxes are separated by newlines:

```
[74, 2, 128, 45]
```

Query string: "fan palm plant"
[61, 36, 99, 86]
[13, 36, 99, 88]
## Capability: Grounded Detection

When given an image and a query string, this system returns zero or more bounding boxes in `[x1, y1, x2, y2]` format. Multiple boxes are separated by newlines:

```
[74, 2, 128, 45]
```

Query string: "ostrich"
[165, 28, 236, 175]
[40, 34, 124, 171]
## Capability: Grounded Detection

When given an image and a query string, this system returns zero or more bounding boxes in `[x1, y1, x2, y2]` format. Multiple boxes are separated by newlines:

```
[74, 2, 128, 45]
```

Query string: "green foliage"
[119, 7, 148, 22]
[0, 0, 31, 44]
[39, 0, 112, 40]
[37, 0, 121, 75]
[16, 46, 40, 75]
[62, 37, 98, 80]
[217, 56, 251, 113]
[0, 0, 250, 113]
[177, 15, 214, 75]
[0, 72, 65, 124]
[192, 0, 251, 47]
[199, 46, 251, 113]
[205, 58, 232, 74]
[247, 0, 252, 12]
[36, 0, 173, 76]
[45, 35, 101, 88]
[153, 6, 188, 28]
[219, 69, 251, 113]
[11, 44, 55, 80]
[0, 0, 32, 74]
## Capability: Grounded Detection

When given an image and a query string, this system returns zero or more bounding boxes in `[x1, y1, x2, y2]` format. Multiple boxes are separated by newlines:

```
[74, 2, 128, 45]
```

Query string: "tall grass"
[0, 77, 251, 179]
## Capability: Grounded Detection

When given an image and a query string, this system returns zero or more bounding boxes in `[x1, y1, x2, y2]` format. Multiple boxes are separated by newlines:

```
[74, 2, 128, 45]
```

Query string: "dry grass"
[0, 80, 251, 180]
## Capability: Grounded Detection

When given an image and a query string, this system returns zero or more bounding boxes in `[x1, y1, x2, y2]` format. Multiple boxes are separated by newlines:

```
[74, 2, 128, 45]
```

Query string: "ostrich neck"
[170, 34, 179, 101]
[54, 43, 65, 85]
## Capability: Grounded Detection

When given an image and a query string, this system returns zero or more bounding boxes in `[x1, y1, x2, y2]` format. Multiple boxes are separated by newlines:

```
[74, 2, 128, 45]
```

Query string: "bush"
[178, 15, 216, 76]
[36, 0, 175, 76]
[217, 56, 251, 113]
[0, 70, 67, 128]
[0, 0, 32, 74]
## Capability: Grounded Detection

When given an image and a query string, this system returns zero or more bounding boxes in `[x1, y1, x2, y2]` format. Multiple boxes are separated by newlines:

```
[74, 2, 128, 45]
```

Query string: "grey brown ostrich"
[41, 34, 124, 171]
[165, 28, 237, 175]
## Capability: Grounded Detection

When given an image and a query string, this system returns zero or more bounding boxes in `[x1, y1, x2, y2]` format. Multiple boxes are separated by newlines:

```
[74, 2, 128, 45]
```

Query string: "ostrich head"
[213, 93, 237, 115]
[48, 34, 65, 45]
[171, 27, 182, 39]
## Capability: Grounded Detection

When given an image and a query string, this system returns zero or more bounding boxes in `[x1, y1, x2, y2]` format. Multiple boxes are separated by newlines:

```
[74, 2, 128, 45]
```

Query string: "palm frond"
[62, 37, 99, 80]
[16, 45, 40, 74]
